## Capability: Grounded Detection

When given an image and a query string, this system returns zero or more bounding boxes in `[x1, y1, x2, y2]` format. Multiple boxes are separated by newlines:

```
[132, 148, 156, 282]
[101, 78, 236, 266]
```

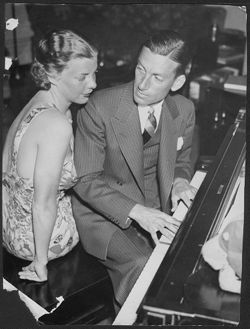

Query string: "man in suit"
[72, 30, 197, 312]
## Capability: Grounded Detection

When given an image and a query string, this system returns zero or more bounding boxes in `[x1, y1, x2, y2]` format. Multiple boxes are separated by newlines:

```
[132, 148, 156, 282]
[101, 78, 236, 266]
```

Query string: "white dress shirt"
[138, 100, 164, 133]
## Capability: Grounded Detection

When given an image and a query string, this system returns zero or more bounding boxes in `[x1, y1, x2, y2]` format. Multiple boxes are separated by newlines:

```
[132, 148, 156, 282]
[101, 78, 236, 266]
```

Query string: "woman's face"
[55, 56, 98, 105]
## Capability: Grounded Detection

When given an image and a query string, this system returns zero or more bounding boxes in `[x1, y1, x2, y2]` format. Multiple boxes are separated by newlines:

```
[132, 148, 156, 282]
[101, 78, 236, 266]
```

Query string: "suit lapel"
[111, 84, 145, 195]
[158, 95, 179, 211]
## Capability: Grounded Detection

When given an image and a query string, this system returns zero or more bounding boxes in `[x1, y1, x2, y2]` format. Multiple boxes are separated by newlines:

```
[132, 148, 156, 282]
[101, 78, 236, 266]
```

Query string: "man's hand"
[171, 177, 197, 212]
[128, 204, 181, 245]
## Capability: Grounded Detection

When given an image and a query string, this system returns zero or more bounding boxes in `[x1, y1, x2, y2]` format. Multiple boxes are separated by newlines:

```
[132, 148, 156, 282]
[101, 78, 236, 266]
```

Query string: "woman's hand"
[18, 259, 48, 282]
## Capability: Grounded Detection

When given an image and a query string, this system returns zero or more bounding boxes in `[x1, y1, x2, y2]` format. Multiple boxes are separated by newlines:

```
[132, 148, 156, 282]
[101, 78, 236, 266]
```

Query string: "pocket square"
[177, 137, 184, 151]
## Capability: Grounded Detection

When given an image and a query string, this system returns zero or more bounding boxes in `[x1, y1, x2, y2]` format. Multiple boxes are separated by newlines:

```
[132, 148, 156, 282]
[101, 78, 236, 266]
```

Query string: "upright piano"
[114, 108, 246, 326]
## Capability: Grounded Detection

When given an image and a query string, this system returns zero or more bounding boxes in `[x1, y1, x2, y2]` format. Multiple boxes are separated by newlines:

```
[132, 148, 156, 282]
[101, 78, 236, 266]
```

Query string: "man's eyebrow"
[154, 72, 164, 77]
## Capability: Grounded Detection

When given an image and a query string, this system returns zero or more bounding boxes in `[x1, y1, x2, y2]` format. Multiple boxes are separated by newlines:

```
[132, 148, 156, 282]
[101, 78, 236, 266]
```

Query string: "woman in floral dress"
[2, 29, 98, 282]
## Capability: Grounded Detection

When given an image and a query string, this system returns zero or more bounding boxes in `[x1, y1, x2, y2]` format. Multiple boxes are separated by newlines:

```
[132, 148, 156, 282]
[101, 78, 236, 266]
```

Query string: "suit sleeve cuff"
[125, 216, 132, 226]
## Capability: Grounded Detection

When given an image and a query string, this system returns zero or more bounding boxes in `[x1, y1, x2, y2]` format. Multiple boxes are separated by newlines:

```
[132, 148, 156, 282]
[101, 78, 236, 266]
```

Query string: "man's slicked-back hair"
[143, 29, 191, 76]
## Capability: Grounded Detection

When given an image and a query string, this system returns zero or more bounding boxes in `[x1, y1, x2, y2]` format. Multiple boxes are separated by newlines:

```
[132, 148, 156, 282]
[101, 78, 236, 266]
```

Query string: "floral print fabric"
[2, 107, 79, 260]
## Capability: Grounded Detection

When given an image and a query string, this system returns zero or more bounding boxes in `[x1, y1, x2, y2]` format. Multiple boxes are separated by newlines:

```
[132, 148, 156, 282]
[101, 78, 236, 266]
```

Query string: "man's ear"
[171, 74, 186, 92]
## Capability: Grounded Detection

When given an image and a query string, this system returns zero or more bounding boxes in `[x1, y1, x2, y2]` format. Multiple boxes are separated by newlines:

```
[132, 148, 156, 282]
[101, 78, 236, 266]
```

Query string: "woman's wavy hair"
[31, 29, 98, 90]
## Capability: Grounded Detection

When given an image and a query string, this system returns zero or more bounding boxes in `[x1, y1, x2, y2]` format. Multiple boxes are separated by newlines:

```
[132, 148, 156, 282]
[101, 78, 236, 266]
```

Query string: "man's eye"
[136, 65, 144, 72]
[154, 75, 163, 81]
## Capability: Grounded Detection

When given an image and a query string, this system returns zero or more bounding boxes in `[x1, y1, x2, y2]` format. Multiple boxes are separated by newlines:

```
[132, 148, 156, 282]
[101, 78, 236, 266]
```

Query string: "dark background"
[3, 3, 246, 161]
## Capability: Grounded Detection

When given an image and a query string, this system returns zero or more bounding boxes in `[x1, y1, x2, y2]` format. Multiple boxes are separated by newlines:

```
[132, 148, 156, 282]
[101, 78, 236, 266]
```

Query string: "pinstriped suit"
[72, 81, 195, 306]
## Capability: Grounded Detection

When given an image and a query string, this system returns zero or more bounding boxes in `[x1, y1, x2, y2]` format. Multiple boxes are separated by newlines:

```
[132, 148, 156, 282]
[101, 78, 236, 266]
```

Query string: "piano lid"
[142, 109, 246, 324]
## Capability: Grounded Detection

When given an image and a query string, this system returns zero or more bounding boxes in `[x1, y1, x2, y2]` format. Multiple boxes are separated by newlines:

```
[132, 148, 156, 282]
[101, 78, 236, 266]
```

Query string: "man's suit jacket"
[72, 81, 195, 260]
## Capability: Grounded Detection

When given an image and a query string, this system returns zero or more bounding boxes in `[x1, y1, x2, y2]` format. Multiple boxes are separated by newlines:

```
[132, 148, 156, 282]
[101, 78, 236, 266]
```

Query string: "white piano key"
[113, 170, 206, 325]
[113, 243, 171, 325]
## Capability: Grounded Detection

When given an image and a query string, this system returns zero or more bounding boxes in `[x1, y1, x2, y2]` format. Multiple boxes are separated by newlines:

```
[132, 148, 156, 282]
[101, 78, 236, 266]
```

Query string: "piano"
[113, 108, 246, 326]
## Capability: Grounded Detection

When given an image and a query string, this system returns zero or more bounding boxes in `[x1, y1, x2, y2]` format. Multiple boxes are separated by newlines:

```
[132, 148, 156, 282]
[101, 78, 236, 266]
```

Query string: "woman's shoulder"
[26, 106, 72, 139]
[26, 92, 71, 126]
[28, 102, 71, 124]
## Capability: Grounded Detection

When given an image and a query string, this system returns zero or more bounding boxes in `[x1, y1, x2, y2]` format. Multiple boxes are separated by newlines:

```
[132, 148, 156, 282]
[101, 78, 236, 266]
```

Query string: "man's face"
[133, 46, 181, 106]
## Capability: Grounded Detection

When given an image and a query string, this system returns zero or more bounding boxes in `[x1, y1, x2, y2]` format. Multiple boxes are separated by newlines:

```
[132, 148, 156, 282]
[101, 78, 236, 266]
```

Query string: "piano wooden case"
[138, 108, 246, 326]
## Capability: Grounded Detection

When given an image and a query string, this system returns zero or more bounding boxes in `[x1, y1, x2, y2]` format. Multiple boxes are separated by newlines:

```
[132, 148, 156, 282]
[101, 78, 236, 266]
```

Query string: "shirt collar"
[138, 100, 164, 133]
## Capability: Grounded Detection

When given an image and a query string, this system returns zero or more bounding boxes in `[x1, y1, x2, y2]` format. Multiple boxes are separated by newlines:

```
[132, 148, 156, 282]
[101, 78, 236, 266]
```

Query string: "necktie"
[142, 107, 157, 144]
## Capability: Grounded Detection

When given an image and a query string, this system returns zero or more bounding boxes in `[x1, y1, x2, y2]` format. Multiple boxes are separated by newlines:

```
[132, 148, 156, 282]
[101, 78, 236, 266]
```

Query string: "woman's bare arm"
[18, 111, 72, 281]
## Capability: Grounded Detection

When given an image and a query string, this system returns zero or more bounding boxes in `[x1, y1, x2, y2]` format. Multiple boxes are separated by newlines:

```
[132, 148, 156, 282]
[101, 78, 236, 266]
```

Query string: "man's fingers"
[173, 192, 194, 209]
[163, 223, 179, 234]
[151, 230, 160, 246]
[170, 217, 182, 226]
[171, 183, 197, 212]
[161, 215, 181, 228]
[187, 187, 197, 200]
[160, 226, 176, 237]
[150, 221, 181, 245]
[160, 227, 176, 242]
[182, 195, 191, 208]
[171, 195, 179, 212]
[190, 186, 198, 195]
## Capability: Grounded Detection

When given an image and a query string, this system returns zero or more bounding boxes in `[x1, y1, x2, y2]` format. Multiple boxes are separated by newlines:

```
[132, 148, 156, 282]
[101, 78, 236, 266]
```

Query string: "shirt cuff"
[125, 216, 132, 225]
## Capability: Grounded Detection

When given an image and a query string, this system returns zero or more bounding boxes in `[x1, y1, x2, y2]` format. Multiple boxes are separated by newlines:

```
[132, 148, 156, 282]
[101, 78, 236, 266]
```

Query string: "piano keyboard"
[113, 170, 206, 325]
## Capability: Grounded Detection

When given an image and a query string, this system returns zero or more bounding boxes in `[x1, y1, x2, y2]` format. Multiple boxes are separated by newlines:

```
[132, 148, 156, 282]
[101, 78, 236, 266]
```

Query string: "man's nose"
[139, 75, 150, 91]
[89, 75, 97, 90]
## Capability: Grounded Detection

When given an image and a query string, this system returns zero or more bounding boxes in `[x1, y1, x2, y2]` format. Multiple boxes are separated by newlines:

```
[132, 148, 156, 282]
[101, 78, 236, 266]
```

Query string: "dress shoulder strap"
[11, 107, 52, 171]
